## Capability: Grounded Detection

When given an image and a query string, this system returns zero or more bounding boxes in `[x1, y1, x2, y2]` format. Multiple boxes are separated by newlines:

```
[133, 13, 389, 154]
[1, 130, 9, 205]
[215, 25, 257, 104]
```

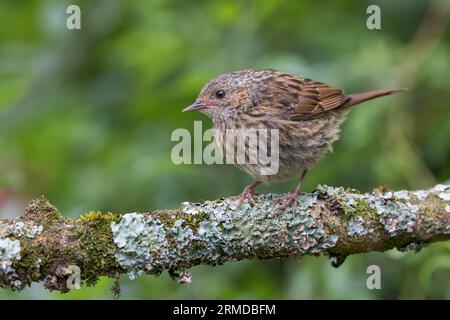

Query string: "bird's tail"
[343, 88, 407, 108]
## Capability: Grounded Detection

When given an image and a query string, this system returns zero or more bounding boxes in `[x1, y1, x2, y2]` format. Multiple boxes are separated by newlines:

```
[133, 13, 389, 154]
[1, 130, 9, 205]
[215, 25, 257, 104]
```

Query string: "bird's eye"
[215, 90, 226, 99]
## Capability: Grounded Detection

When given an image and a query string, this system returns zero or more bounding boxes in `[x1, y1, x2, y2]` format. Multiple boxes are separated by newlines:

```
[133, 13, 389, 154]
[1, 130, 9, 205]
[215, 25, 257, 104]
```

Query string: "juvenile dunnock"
[183, 69, 405, 212]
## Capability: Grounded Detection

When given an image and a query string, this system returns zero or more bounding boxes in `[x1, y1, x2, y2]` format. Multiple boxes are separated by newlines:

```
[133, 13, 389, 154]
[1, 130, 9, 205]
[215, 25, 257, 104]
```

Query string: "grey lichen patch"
[0, 238, 21, 261]
[316, 185, 365, 215]
[1, 220, 26, 290]
[347, 217, 367, 237]
[343, 196, 357, 209]
[344, 190, 418, 237]
[0, 238, 22, 290]
[413, 190, 428, 201]
[431, 184, 450, 202]
[111, 213, 170, 280]
[316, 185, 346, 198]
[393, 190, 410, 200]
[317, 185, 431, 237]
[439, 193, 450, 202]
[178, 192, 338, 259]
[373, 193, 417, 236]
[379, 200, 418, 236]
[433, 184, 449, 192]
[315, 185, 377, 236]
[0, 221, 43, 239]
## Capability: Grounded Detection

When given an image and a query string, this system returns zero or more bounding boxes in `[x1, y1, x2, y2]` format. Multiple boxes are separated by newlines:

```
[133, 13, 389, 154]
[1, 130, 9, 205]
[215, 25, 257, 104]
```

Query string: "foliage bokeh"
[0, 0, 449, 299]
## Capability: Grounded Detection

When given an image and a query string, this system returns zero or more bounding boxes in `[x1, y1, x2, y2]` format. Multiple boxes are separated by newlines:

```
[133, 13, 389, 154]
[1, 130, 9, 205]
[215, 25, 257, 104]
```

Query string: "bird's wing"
[287, 77, 350, 120]
[259, 72, 350, 120]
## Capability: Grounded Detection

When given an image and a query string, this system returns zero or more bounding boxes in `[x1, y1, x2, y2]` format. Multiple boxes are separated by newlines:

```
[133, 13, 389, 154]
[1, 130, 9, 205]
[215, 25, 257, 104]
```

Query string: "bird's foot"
[276, 171, 307, 214]
[232, 182, 262, 210]
[276, 192, 300, 213]
[277, 193, 298, 213]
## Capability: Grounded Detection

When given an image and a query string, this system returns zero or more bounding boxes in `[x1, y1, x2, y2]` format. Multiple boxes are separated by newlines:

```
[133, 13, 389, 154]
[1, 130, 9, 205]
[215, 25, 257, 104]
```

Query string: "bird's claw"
[232, 188, 260, 210]
[276, 192, 299, 213]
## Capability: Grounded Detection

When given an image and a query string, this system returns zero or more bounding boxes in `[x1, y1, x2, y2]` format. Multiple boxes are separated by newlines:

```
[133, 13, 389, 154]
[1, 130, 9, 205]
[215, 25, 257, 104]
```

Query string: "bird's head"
[183, 69, 258, 119]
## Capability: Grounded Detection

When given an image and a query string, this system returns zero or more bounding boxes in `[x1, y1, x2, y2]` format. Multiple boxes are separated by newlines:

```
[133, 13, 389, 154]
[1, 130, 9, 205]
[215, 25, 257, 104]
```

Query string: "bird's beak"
[182, 101, 204, 112]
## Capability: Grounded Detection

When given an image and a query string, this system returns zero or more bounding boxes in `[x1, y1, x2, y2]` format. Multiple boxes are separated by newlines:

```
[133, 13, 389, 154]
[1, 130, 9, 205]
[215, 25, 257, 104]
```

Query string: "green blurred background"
[0, 0, 449, 299]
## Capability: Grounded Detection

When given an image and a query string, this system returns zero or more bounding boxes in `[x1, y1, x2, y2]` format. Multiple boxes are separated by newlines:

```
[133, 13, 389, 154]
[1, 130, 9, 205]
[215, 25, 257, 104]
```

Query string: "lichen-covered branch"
[1, 184, 449, 293]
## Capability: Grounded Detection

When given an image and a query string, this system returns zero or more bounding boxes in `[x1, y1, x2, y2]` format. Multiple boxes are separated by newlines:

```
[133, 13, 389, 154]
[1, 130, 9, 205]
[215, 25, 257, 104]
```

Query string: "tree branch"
[1, 184, 449, 293]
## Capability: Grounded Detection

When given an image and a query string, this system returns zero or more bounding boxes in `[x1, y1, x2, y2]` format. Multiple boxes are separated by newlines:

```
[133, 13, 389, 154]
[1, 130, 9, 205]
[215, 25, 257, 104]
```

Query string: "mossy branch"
[1, 184, 449, 293]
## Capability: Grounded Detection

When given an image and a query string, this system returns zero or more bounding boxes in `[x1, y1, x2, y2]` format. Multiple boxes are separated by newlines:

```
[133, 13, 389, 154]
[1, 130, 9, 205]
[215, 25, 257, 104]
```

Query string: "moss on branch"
[0, 184, 449, 293]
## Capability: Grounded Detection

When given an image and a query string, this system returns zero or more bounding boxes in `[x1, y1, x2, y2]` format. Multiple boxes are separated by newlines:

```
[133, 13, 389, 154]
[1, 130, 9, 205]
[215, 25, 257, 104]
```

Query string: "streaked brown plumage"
[183, 69, 405, 212]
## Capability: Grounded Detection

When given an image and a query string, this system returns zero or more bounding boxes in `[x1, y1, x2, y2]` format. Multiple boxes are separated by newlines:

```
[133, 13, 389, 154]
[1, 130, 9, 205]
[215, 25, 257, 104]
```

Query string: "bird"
[183, 69, 405, 212]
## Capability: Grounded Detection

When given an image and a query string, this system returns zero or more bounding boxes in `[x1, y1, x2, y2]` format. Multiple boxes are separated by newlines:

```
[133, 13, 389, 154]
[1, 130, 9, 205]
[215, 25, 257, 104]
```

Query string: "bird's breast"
[211, 111, 348, 183]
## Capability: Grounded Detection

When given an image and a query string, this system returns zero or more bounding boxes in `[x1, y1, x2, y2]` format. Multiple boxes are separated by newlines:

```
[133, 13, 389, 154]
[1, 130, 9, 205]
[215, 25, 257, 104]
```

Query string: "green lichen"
[1, 200, 48, 290]
[78, 211, 103, 223]
[24, 196, 67, 229]
[342, 197, 376, 224]
[315, 186, 378, 238]
[2, 198, 124, 292]
[14, 237, 45, 285]
[77, 211, 123, 285]
[152, 207, 209, 231]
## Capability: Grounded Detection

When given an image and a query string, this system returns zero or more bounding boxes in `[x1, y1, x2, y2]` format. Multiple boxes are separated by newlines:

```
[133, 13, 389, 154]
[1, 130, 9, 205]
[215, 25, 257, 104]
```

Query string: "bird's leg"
[277, 170, 308, 213]
[232, 181, 262, 209]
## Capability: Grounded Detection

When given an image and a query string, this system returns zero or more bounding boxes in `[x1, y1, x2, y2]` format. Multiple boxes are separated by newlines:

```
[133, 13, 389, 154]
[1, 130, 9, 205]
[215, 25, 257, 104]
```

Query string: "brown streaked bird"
[183, 69, 405, 212]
